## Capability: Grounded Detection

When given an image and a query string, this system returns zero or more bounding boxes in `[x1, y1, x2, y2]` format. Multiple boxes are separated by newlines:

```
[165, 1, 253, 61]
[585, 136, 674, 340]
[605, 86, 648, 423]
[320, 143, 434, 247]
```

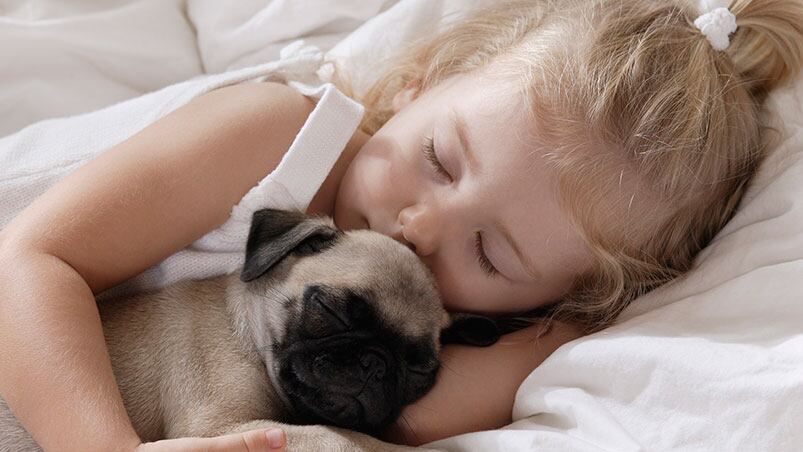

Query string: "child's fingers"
[207, 428, 287, 452]
[265, 428, 287, 451]
[137, 427, 287, 452]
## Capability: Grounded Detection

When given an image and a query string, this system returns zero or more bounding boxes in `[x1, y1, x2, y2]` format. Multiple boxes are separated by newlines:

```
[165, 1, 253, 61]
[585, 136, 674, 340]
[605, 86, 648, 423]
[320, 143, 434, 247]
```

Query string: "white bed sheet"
[0, 0, 200, 138]
[0, 0, 396, 138]
[2, 1, 802, 451]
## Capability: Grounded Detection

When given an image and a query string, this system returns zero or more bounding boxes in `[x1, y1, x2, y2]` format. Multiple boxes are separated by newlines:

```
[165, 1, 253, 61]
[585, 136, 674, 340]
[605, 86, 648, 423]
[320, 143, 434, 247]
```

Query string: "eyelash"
[422, 136, 452, 181]
[474, 232, 500, 277]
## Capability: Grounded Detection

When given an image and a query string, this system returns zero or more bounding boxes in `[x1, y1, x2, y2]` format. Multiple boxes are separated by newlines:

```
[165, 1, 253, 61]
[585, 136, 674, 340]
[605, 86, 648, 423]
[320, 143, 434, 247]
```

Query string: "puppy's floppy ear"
[240, 208, 341, 282]
[440, 313, 500, 347]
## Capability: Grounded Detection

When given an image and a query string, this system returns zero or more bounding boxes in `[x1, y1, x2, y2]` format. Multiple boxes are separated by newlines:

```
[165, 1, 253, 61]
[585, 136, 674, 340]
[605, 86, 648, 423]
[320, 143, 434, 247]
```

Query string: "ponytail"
[721, 0, 803, 97]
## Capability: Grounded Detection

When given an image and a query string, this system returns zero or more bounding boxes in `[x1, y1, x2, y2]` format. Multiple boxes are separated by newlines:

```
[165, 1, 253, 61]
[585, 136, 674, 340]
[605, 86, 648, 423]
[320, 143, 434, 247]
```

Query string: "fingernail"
[266, 428, 285, 449]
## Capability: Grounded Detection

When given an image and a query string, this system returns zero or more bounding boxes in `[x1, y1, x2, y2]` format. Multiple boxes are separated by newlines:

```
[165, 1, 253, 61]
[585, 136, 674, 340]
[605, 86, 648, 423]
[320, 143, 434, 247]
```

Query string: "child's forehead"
[435, 66, 523, 101]
[426, 70, 531, 127]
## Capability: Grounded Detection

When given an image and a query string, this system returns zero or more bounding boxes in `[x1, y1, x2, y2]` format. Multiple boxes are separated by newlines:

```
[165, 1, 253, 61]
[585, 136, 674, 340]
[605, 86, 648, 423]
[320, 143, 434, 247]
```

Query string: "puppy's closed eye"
[404, 343, 438, 374]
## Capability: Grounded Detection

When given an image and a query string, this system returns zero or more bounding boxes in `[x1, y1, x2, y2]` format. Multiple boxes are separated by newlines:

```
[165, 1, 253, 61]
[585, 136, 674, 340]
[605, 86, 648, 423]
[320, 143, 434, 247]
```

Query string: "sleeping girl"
[0, 0, 801, 451]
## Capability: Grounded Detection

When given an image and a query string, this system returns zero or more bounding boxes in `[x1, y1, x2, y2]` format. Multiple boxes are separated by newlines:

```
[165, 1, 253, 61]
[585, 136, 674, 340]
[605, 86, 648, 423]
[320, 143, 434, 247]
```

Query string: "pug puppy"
[0, 209, 499, 452]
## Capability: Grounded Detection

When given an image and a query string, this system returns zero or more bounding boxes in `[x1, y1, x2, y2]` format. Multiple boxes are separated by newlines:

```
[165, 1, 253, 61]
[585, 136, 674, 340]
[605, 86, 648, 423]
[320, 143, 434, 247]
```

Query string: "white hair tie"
[693, 0, 737, 51]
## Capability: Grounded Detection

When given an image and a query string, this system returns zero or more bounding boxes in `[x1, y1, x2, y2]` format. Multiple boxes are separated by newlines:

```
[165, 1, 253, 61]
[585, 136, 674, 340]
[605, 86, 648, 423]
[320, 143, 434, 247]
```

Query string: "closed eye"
[422, 136, 452, 181]
[474, 232, 500, 277]
[405, 344, 438, 373]
[407, 367, 436, 378]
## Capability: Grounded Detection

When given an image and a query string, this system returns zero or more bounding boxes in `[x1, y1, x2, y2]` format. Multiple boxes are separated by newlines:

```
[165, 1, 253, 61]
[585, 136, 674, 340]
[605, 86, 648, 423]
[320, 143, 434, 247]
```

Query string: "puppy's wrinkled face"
[270, 238, 445, 432]
[232, 209, 453, 432]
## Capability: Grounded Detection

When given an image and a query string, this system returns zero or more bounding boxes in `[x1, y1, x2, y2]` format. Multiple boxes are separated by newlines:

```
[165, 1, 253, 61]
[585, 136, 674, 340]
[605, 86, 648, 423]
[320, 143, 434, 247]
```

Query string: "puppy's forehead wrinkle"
[323, 232, 444, 338]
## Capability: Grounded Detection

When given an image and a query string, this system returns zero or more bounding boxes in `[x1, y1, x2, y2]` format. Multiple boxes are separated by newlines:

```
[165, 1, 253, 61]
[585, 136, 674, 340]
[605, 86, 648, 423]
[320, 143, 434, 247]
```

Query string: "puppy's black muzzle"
[276, 285, 439, 432]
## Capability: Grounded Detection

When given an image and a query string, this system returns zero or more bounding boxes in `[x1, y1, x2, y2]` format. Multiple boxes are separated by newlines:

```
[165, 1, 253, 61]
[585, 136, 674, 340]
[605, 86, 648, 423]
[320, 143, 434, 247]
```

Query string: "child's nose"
[398, 204, 439, 256]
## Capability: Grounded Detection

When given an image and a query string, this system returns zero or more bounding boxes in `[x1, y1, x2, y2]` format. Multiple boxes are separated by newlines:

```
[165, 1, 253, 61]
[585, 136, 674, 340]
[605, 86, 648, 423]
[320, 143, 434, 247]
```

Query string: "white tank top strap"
[192, 81, 364, 250]
[271, 82, 364, 211]
[96, 41, 364, 300]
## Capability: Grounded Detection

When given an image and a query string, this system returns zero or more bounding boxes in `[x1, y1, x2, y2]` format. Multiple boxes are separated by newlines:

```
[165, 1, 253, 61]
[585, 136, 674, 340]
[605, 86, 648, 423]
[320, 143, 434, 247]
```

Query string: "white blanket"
[2, 1, 802, 451]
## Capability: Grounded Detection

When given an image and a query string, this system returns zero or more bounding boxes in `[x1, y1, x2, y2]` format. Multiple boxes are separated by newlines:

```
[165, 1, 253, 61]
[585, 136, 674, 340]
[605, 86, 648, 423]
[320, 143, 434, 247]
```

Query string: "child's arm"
[0, 82, 314, 451]
[381, 320, 583, 445]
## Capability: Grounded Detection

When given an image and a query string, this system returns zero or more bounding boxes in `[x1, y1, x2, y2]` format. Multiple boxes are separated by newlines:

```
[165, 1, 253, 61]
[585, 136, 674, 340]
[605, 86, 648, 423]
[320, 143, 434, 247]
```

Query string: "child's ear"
[391, 79, 421, 113]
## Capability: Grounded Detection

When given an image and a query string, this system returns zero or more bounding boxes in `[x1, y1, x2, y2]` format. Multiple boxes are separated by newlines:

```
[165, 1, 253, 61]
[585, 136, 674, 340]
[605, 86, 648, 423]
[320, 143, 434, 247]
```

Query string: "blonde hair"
[336, 0, 803, 333]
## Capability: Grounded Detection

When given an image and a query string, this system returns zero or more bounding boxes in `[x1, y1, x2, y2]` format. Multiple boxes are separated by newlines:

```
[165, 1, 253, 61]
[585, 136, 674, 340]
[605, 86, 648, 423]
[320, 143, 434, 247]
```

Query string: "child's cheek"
[363, 138, 415, 196]
[357, 152, 393, 192]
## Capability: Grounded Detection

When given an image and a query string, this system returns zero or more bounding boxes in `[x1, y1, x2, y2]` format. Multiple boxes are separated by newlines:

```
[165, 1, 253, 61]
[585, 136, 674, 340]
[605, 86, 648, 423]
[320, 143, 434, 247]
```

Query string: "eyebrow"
[493, 218, 543, 281]
[450, 109, 481, 175]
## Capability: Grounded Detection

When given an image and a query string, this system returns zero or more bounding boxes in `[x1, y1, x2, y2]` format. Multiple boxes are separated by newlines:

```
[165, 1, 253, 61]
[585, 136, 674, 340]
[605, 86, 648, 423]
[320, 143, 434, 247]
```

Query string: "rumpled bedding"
[2, 1, 802, 451]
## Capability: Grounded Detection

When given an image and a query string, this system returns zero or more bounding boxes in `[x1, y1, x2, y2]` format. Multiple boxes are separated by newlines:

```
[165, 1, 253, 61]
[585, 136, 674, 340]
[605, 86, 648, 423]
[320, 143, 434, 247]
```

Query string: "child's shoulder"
[198, 81, 316, 125]
[0, 81, 316, 295]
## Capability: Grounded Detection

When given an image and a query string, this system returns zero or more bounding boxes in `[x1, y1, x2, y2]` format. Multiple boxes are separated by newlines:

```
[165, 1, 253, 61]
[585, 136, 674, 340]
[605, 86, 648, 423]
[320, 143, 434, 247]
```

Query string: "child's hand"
[134, 428, 286, 452]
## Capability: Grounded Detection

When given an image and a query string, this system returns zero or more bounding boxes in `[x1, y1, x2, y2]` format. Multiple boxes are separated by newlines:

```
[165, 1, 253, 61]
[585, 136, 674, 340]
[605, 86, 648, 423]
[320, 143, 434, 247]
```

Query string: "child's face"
[334, 70, 594, 314]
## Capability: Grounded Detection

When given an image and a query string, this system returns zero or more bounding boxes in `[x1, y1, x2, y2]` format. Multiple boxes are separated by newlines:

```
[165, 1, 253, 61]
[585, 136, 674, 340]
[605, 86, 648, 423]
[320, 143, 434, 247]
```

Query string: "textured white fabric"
[0, 0, 200, 138]
[0, 41, 364, 301]
[693, 0, 737, 51]
[0, 0, 392, 138]
[187, 0, 396, 74]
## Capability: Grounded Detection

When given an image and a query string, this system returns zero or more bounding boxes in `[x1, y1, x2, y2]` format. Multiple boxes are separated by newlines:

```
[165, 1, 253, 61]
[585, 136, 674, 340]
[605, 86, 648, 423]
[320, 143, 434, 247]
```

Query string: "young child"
[1, 0, 801, 451]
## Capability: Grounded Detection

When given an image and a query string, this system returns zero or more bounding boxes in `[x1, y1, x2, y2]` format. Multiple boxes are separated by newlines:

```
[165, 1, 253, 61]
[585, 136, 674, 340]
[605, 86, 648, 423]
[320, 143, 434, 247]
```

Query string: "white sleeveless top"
[0, 41, 364, 300]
